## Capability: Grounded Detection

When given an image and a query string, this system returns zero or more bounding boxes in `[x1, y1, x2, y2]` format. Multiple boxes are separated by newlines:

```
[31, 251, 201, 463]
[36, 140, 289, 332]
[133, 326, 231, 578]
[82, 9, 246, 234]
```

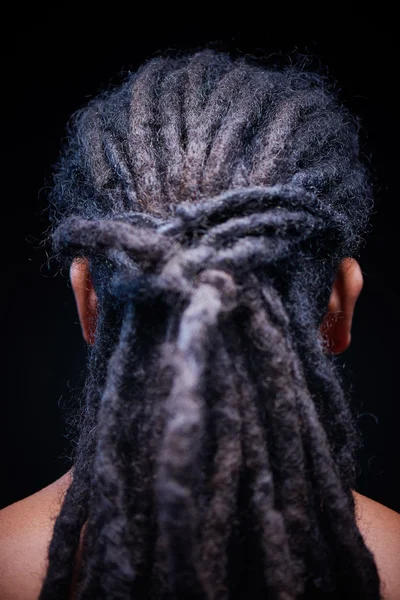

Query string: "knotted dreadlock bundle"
[39, 51, 381, 599]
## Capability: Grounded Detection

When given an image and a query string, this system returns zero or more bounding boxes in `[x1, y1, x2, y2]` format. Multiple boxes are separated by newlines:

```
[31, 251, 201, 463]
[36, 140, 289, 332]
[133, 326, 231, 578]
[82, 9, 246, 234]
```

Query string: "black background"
[1, 10, 399, 511]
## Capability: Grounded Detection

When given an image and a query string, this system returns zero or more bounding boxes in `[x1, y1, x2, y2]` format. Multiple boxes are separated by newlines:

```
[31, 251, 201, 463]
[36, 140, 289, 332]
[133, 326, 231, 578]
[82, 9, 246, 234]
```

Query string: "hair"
[39, 49, 381, 599]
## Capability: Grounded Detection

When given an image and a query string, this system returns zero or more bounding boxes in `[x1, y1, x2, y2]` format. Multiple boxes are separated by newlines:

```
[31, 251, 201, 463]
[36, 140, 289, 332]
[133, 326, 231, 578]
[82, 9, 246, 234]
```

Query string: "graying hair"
[39, 50, 380, 599]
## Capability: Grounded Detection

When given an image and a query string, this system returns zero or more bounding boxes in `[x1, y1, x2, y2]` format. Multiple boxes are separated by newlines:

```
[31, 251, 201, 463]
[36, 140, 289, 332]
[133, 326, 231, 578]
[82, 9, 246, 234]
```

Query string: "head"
[40, 50, 379, 599]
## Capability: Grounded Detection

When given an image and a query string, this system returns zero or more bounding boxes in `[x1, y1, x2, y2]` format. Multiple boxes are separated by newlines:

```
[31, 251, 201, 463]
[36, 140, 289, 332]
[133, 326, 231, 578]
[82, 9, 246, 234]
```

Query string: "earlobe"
[320, 258, 363, 355]
[70, 258, 98, 345]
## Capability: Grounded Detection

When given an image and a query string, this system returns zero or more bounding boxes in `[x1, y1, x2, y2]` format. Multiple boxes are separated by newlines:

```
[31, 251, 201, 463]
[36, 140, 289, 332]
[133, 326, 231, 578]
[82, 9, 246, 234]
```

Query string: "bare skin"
[1, 472, 400, 600]
[1, 257, 399, 599]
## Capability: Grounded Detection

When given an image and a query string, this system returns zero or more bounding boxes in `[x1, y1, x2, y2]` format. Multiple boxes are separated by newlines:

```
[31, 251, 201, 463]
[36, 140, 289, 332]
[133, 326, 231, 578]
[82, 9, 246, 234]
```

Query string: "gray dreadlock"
[39, 50, 380, 599]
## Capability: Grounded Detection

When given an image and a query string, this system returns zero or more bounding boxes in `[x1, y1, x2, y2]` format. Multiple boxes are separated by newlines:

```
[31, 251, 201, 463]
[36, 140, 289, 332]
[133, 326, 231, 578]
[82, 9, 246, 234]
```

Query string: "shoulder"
[0, 479, 399, 600]
[353, 490, 400, 600]
[0, 471, 72, 600]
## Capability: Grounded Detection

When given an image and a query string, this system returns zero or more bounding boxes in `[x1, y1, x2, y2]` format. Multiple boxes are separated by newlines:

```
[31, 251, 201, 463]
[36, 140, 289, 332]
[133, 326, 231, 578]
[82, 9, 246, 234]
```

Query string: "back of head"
[39, 50, 380, 599]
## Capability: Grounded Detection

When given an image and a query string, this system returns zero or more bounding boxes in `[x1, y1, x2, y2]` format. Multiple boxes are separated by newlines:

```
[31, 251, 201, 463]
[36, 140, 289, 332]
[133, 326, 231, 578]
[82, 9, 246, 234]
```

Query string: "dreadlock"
[39, 50, 381, 599]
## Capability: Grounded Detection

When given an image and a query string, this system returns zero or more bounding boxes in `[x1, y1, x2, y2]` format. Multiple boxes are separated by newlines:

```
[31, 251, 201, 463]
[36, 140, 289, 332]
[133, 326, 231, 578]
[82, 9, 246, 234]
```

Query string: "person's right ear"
[70, 257, 98, 345]
[320, 257, 363, 354]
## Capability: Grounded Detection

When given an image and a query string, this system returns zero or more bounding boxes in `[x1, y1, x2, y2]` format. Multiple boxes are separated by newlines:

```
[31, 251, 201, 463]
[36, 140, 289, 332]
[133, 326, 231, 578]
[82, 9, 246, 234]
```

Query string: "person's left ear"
[70, 257, 98, 345]
[320, 257, 364, 354]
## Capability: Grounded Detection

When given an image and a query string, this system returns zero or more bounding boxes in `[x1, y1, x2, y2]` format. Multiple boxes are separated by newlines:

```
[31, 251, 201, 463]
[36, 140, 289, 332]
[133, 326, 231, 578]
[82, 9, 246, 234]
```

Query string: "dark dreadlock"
[39, 50, 381, 599]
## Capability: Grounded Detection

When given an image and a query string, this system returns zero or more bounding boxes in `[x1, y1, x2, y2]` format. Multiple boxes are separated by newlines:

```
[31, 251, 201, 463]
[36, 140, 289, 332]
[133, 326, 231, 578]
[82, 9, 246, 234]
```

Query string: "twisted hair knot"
[53, 184, 343, 307]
